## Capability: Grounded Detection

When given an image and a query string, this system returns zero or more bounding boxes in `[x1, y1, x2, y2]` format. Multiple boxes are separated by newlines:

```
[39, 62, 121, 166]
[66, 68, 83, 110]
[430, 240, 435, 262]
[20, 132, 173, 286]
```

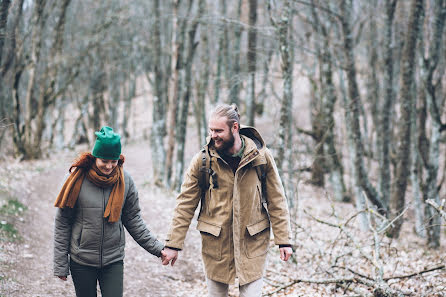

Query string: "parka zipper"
[100, 188, 105, 268]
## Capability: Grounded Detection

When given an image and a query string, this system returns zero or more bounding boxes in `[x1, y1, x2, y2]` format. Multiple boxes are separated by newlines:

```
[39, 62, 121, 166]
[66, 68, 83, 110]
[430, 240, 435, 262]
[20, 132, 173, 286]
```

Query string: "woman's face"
[95, 158, 118, 175]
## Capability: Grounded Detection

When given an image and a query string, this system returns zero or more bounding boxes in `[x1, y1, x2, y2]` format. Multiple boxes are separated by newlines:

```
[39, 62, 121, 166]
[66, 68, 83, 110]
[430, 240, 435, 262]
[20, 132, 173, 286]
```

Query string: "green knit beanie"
[92, 126, 121, 160]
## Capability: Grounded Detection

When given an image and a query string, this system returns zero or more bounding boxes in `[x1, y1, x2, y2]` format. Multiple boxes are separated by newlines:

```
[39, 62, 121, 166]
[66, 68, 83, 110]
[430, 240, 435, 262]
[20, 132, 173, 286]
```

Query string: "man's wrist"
[278, 244, 292, 248]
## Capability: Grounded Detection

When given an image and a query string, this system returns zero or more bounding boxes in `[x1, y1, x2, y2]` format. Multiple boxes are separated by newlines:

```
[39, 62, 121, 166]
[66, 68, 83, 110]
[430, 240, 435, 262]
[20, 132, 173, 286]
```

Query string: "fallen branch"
[426, 199, 446, 221]
[383, 264, 445, 281]
[263, 276, 409, 297]
[262, 277, 358, 297]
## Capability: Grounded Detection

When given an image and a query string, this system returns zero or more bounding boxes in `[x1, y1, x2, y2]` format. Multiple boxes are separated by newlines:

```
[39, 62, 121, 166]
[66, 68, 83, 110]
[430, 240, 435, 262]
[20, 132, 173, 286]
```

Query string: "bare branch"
[426, 199, 446, 221]
[383, 264, 445, 281]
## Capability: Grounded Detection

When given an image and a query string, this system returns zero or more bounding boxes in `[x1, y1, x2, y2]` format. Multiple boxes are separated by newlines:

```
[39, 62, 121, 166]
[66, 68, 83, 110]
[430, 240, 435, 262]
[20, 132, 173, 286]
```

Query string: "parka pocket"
[71, 223, 82, 249]
[197, 220, 222, 261]
[244, 218, 270, 258]
[79, 228, 100, 251]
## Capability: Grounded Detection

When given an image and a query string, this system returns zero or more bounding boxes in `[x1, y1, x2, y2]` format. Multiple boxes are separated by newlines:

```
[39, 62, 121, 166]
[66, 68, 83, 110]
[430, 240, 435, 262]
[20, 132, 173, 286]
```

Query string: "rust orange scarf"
[54, 157, 125, 223]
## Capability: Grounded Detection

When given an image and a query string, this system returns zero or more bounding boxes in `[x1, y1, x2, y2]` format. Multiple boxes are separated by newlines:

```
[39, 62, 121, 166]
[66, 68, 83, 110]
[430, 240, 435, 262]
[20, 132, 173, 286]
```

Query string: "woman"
[53, 126, 166, 297]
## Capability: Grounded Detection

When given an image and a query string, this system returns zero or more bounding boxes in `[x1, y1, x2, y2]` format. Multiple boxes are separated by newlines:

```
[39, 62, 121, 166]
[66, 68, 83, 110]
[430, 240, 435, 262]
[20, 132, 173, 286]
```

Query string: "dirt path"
[0, 144, 207, 297]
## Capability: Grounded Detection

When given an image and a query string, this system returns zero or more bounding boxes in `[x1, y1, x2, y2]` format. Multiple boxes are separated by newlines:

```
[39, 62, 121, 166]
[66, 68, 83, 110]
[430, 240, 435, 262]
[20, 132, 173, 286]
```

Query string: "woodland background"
[1, 0, 446, 296]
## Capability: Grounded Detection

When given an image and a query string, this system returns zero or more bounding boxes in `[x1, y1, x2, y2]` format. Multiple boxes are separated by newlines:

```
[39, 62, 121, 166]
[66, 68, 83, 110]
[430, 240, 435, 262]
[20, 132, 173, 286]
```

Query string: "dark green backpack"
[197, 145, 267, 208]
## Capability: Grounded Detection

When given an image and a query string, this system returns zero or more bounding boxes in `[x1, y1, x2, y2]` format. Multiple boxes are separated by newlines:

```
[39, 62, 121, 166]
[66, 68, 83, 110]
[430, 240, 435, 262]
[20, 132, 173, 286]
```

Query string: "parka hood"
[239, 125, 264, 150]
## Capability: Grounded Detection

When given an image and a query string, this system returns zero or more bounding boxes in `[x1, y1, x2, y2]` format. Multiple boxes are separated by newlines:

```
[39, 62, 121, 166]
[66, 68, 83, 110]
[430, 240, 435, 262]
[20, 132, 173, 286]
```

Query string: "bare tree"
[173, 0, 204, 190]
[246, 0, 257, 126]
[418, 0, 446, 248]
[339, 0, 386, 214]
[388, 0, 424, 238]
[150, 0, 169, 184]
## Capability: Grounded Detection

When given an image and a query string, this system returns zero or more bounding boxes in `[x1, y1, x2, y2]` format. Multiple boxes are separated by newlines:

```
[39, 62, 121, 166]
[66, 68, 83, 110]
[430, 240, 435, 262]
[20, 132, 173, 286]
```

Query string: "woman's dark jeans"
[70, 259, 123, 297]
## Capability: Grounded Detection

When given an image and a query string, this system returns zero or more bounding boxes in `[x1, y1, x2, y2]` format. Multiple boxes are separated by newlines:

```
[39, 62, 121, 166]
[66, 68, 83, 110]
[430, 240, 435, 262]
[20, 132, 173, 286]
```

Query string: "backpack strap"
[198, 146, 211, 196]
[198, 146, 219, 214]
[256, 164, 267, 207]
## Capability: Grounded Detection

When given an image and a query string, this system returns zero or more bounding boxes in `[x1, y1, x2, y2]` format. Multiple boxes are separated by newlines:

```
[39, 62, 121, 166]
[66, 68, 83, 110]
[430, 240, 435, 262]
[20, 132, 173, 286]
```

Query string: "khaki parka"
[166, 127, 292, 285]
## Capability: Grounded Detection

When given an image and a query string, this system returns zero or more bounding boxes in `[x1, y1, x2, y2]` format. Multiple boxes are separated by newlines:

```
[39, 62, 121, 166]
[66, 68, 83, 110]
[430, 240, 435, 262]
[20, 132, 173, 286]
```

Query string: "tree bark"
[422, 0, 445, 248]
[194, 17, 210, 147]
[173, 0, 204, 191]
[340, 0, 385, 214]
[121, 76, 135, 140]
[246, 0, 257, 126]
[0, 0, 11, 66]
[213, 0, 227, 104]
[274, 0, 293, 179]
[228, 0, 243, 106]
[388, 0, 424, 238]
[366, 0, 380, 159]
[150, 0, 169, 185]
[23, 0, 46, 158]
[379, 0, 397, 212]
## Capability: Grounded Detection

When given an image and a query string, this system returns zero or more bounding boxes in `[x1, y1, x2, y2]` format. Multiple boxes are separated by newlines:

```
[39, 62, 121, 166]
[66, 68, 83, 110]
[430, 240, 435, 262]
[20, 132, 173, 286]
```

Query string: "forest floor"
[1, 141, 446, 296]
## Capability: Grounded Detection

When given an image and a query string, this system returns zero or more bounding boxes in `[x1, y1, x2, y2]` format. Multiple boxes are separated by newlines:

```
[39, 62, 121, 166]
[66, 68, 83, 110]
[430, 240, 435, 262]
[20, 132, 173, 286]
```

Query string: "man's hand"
[161, 247, 178, 266]
[57, 276, 67, 281]
[279, 246, 293, 261]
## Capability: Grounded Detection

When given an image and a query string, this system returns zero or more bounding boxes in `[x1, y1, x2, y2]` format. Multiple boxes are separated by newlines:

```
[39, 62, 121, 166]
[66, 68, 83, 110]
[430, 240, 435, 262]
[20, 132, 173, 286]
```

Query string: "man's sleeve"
[165, 152, 202, 249]
[264, 148, 292, 245]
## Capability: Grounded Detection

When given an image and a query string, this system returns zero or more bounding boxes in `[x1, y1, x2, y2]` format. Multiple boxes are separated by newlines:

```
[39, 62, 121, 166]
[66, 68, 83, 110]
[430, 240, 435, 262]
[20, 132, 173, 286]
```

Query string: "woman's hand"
[161, 247, 178, 266]
[57, 276, 67, 281]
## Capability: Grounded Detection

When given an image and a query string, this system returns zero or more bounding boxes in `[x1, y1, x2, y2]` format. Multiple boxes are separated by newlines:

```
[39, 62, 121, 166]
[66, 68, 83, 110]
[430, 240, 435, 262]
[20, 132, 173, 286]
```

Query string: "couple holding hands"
[53, 104, 293, 297]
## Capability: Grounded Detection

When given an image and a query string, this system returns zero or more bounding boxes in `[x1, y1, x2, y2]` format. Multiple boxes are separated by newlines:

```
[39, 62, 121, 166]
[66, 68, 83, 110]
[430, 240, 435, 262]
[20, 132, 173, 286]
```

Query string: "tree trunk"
[379, 0, 397, 211]
[228, 0, 243, 106]
[1, 0, 22, 146]
[194, 18, 210, 147]
[108, 72, 121, 131]
[310, 0, 347, 199]
[411, 90, 425, 238]
[213, 0, 227, 104]
[23, 0, 46, 158]
[256, 43, 273, 115]
[49, 98, 66, 150]
[150, 0, 168, 185]
[166, 0, 192, 187]
[340, 0, 385, 214]
[173, 0, 203, 191]
[367, 0, 380, 158]
[0, 0, 11, 66]
[246, 0, 257, 126]
[274, 0, 294, 196]
[422, 0, 445, 248]
[388, 0, 424, 238]
[340, 68, 368, 230]
[121, 77, 135, 140]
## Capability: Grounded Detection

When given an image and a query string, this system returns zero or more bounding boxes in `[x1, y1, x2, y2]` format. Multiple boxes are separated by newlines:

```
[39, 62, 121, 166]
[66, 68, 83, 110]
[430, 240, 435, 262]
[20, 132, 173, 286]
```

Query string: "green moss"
[0, 199, 26, 242]
[0, 199, 27, 215]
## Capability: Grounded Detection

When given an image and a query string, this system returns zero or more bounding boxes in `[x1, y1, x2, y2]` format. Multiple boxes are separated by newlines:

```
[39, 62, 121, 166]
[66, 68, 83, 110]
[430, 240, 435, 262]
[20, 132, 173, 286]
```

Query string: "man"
[163, 104, 293, 297]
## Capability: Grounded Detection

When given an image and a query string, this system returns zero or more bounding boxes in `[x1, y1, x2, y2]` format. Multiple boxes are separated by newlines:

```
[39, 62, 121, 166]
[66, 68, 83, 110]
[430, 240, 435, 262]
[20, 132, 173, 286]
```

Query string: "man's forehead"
[209, 116, 228, 126]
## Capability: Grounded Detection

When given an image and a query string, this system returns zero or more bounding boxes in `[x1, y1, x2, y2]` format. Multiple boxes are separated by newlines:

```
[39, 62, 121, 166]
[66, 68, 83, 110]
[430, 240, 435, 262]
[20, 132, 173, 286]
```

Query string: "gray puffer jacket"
[53, 170, 164, 276]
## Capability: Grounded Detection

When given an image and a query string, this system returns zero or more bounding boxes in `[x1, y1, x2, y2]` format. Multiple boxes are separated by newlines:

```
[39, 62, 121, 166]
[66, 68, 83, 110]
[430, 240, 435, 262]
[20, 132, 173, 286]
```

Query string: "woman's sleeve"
[53, 207, 75, 276]
[121, 176, 164, 257]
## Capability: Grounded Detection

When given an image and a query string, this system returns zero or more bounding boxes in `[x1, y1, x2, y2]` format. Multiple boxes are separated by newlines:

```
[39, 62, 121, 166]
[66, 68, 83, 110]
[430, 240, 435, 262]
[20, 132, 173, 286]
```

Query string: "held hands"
[161, 247, 178, 266]
[279, 246, 293, 261]
[57, 276, 67, 281]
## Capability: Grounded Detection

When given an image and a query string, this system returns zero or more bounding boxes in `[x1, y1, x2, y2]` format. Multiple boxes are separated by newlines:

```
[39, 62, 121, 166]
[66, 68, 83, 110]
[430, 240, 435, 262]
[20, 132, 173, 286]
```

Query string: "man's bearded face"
[209, 116, 236, 153]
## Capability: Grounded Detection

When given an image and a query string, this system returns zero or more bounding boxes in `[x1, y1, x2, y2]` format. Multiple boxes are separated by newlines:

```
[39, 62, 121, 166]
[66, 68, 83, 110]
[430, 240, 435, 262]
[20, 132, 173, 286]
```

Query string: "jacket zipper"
[100, 188, 105, 268]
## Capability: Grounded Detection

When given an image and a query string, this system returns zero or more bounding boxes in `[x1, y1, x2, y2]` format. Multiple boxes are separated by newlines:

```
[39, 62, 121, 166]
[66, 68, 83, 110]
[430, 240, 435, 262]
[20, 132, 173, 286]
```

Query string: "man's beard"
[214, 132, 235, 154]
